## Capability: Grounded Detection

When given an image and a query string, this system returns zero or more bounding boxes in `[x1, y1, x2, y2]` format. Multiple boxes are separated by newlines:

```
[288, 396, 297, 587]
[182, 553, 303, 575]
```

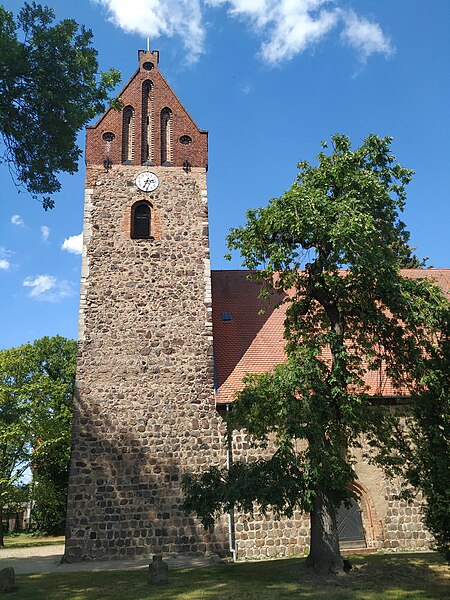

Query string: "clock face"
[135, 172, 159, 192]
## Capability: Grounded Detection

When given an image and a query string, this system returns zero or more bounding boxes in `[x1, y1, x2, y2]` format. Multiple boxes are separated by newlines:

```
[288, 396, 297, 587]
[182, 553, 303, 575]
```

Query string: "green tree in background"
[0, 2, 120, 209]
[183, 134, 449, 573]
[396, 319, 450, 561]
[31, 438, 72, 534]
[0, 336, 76, 544]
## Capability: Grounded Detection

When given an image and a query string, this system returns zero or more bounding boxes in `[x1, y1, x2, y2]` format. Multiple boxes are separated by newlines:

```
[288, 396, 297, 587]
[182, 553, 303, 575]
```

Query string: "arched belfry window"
[122, 105, 135, 164]
[142, 81, 153, 164]
[160, 107, 172, 165]
[131, 202, 152, 239]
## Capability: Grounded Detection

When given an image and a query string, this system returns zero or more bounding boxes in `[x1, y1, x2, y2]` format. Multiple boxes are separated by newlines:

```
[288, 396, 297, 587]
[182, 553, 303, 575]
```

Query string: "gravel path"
[0, 544, 220, 575]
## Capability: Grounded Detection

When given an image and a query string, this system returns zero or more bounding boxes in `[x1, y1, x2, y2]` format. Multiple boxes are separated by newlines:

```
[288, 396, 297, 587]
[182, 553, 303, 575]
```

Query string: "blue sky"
[1, 0, 449, 350]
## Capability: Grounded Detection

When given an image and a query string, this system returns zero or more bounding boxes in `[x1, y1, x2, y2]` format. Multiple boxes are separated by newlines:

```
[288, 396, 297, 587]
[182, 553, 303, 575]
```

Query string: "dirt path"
[0, 544, 220, 574]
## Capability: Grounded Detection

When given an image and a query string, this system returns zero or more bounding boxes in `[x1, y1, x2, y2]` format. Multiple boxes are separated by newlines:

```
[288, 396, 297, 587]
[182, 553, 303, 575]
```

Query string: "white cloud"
[11, 214, 24, 226]
[24, 275, 55, 297]
[62, 233, 83, 255]
[341, 10, 394, 60]
[23, 274, 74, 302]
[0, 247, 12, 271]
[240, 83, 253, 94]
[254, 1, 339, 63]
[93, 0, 393, 64]
[93, 0, 205, 59]
[41, 225, 50, 242]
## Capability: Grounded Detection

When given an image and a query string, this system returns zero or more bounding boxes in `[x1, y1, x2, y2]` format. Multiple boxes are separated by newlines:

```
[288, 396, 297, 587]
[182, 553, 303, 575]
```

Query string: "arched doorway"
[336, 497, 366, 549]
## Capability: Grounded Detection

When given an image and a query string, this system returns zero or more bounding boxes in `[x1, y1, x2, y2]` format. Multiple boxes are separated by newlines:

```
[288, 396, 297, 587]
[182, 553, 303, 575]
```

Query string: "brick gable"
[85, 50, 207, 169]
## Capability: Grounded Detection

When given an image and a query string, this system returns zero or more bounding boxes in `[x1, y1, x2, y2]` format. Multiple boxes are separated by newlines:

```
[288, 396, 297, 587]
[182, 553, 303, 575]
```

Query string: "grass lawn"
[3, 533, 65, 549]
[13, 552, 449, 600]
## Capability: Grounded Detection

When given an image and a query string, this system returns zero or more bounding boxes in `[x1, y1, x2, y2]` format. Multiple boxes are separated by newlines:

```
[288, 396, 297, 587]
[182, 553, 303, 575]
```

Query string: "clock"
[135, 172, 159, 192]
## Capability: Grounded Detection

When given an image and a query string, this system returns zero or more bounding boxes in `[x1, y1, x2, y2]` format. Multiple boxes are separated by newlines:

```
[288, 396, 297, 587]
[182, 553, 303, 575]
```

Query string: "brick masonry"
[65, 51, 434, 562]
[85, 50, 208, 169]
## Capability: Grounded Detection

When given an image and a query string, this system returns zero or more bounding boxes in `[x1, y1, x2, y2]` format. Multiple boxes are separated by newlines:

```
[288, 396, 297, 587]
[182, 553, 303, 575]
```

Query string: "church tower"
[64, 51, 225, 561]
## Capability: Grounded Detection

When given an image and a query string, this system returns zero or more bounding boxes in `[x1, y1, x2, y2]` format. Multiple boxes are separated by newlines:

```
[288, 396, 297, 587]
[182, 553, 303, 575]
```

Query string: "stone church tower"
[65, 49, 439, 563]
[64, 50, 226, 561]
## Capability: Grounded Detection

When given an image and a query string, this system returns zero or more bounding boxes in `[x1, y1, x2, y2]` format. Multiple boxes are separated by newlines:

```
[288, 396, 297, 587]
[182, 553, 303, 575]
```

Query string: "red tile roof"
[211, 269, 450, 404]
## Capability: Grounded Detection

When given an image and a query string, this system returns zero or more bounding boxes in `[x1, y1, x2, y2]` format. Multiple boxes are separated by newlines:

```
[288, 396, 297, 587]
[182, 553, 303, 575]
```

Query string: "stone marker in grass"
[0, 567, 18, 593]
[148, 555, 168, 585]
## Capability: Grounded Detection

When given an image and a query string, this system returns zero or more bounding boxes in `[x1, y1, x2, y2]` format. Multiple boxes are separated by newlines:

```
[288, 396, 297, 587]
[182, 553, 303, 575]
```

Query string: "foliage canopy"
[397, 323, 450, 561]
[0, 335, 76, 540]
[0, 2, 120, 209]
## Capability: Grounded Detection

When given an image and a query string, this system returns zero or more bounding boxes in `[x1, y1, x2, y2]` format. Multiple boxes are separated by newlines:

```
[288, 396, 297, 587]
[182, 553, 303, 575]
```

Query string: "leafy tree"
[0, 335, 76, 545]
[29, 336, 76, 534]
[182, 134, 449, 573]
[395, 316, 450, 561]
[31, 437, 72, 534]
[0, 2, 120, 209]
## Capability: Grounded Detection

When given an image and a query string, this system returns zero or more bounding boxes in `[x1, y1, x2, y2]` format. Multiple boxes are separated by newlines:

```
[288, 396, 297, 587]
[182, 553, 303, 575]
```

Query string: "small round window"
[102, 132, 115, 142]
[143, 62, 154, 71]
[179, 135, 192, 146]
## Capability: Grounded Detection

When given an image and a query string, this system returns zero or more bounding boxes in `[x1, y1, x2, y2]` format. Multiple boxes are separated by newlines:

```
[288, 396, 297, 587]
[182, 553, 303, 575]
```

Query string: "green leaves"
[0, 336, 76, 534]
[227, 133, 417, 279]
[0, 2, 121, 208]
[182, 449, 313, 528]
[406, 324, 450, 560]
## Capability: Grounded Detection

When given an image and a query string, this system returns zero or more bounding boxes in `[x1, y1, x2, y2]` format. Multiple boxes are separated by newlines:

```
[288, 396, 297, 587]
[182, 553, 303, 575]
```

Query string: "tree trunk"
[306, 488, 342, 574]
[14, 511, 20, 533]
[0, 504, 4, 547]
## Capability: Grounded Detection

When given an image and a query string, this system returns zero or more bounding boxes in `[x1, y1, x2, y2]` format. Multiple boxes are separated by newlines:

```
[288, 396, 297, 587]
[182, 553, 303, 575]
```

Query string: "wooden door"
[336, 497, 366, 549]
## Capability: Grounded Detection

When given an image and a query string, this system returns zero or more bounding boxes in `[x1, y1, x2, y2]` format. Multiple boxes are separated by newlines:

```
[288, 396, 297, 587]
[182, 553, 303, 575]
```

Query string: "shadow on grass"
[14, 553, 449, 600]
[0, 551, 63, 574]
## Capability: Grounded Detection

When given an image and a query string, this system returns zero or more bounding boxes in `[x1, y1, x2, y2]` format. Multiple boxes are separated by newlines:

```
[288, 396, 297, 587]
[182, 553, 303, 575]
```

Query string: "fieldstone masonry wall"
[228, 432, 432, 559]
[383, 480, 432, 550]
[64, 165, 228, 561]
